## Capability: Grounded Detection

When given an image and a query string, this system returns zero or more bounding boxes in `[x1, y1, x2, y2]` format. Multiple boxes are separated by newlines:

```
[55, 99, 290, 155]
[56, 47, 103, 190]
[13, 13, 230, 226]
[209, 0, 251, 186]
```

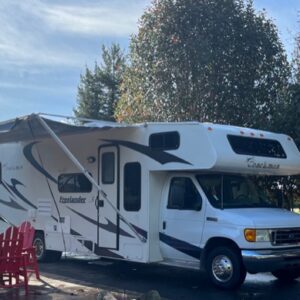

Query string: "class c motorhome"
[0, 113, 300, 289]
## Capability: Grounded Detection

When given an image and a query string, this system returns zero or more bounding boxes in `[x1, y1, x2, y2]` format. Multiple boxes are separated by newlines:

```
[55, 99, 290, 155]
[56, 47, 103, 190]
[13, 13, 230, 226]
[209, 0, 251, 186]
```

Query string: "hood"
[219, 208, 300, 228]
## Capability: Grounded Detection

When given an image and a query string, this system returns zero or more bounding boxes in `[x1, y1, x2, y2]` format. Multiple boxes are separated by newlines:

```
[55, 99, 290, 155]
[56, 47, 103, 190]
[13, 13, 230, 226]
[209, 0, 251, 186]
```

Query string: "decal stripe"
[68, 207, 133, 238]
[1, 181, 15, 197]
[71, 228, 124, 259]
[23, 142, 58, 184]
[159, 232, 201, 260]
[94, 244, 124, 259]
[5, 179, 37, 209]
[103, 139, 191, 165]
[70, 228, 81, 236]
[0, 197, 26, 211]
[131, 223, 148, 240]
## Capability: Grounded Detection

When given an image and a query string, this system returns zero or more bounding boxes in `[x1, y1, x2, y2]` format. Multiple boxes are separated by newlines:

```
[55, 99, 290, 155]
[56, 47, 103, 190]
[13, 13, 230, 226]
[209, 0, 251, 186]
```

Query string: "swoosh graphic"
[103, 139, 191, 165]
[159, 232, 201, 260]
[70, 228, 124, 259]
[23, 142, 57, 184]
[67, 207, 133, 238]
[131, 223, 148, 240]
[0, 197, 26, 211]
[94, 244, 124, 259]
[5, 179, 37, 209]
[1, 180, 14, 197]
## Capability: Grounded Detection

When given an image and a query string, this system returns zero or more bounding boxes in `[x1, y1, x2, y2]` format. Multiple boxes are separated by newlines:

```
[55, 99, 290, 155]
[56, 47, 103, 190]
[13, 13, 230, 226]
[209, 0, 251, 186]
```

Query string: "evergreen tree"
[116, 0, 290, 130]
[274, 27, 300, 150]
[75, 66, 103, 120]
[74, 44, 126, 121]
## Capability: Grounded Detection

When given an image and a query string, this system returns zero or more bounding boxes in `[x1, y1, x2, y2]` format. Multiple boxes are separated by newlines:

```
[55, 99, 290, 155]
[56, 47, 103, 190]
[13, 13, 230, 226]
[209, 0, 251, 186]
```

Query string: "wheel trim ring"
[211, 254, 234, 283]
[34, 238, 44, 259]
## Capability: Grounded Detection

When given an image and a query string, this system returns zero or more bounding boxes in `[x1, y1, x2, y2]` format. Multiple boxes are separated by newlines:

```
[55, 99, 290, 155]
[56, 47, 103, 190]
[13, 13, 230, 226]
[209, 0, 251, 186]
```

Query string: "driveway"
[1, 257, 300, 299]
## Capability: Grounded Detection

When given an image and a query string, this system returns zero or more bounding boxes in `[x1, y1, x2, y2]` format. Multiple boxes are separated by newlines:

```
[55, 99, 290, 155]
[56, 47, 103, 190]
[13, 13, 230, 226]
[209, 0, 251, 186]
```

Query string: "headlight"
[244, 229, 271, 242]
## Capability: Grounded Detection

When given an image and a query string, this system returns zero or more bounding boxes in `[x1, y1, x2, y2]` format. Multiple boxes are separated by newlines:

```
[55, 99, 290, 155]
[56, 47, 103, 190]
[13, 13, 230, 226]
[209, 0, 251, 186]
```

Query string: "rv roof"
[0, 113, 290, 144]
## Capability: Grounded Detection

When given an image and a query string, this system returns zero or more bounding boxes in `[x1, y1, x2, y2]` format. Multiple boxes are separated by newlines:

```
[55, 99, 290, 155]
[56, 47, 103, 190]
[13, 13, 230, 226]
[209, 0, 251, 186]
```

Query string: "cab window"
[168, 177, 202, 211]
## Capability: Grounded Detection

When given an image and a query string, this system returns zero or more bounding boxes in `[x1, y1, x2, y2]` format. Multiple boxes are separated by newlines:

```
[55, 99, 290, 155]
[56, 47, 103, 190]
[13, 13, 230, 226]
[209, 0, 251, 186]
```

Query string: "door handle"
[163, 221, 166, 230]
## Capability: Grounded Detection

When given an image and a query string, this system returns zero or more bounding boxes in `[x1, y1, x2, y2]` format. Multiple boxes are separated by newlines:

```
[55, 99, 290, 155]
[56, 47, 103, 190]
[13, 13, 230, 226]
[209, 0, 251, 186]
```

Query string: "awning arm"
[36, 115, 146, 244]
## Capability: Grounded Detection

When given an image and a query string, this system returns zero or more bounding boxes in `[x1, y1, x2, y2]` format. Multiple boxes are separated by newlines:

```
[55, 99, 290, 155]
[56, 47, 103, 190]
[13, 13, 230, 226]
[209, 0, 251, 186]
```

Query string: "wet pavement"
[1, 257, 300, 299]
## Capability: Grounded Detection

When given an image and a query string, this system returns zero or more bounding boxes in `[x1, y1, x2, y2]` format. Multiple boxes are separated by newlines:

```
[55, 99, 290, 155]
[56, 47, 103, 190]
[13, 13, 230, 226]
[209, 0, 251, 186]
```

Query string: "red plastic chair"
[18, 221, 40, 280]
[0, 226, 28, 295]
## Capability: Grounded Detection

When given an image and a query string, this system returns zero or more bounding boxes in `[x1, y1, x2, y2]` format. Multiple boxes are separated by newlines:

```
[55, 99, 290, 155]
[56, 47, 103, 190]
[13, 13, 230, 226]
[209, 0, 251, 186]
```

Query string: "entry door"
[160, 176, 206, 263]
[98, 146, 119, 249]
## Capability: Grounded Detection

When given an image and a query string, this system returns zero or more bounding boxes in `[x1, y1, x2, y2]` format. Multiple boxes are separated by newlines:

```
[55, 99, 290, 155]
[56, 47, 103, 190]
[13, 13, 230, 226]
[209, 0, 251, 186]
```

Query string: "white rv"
[0, 113, 300, 289]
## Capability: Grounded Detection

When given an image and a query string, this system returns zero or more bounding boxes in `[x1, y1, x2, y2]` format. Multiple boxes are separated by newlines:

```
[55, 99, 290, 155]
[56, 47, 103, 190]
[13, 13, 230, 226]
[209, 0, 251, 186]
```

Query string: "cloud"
[0, 2, 83, 68]
[0, 0, 148, 69]
[35, 1, 147, 37]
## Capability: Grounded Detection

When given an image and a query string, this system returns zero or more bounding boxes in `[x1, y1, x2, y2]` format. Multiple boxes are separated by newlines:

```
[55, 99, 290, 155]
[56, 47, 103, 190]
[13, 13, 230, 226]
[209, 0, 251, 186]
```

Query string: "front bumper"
[242, 248, 300, 273]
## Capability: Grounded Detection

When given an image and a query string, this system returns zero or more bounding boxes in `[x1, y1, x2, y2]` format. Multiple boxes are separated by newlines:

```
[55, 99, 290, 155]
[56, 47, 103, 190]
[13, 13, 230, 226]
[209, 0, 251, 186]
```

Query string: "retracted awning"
[0, 113, 134, 143]
[0, 113, 146, 243]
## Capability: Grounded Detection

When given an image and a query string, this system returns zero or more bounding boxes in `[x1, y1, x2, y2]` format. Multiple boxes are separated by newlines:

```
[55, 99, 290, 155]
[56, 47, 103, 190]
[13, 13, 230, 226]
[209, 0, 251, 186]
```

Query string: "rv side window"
[124, 162, 141, 211]
[168, 177, 202, 211]
[102, 152, 115, 184]
[149, 131, 180, 150]
[227, 135, 286, 158]
[58, 173, 92, 193]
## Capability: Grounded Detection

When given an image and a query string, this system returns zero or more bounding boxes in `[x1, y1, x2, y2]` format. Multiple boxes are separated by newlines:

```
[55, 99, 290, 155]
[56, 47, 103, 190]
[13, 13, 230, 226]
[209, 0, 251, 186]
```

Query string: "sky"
[0, 0, 299, 122]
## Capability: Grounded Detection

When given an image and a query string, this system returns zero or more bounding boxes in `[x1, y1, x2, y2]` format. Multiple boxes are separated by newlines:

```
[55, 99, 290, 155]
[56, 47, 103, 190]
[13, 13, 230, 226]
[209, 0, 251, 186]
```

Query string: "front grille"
[271, 228, 300, 246]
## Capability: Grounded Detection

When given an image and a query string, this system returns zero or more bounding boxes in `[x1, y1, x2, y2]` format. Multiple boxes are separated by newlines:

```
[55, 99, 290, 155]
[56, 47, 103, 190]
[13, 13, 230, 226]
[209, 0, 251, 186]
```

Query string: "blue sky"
[0, 0, 299, 122]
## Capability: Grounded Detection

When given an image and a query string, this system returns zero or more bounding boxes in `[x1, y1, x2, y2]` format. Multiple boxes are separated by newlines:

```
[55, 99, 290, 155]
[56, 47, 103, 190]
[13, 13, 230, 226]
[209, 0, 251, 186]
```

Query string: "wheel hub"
[34, 238, 44, 259]
[212, 255, 233, 282]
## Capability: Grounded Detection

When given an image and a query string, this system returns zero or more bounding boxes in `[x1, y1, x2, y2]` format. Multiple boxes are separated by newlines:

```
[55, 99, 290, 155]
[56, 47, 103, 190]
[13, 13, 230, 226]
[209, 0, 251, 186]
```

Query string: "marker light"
[244, 229, 256, 242]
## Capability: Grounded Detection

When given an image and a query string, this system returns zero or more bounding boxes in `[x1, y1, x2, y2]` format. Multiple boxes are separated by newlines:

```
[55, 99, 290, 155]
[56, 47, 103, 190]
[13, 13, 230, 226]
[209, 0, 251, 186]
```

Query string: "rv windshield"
[197, 174, 278, 209]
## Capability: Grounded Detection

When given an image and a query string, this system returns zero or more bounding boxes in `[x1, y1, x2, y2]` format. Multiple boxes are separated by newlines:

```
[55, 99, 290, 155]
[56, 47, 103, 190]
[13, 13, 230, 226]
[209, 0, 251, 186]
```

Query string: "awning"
[0, 114, 133, 144]
[0, 113, 146, 243]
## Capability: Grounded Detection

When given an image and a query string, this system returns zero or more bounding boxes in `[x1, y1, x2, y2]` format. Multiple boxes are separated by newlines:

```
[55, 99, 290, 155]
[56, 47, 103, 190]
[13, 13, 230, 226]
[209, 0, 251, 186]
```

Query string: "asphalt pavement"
[1, 257, 300, 299]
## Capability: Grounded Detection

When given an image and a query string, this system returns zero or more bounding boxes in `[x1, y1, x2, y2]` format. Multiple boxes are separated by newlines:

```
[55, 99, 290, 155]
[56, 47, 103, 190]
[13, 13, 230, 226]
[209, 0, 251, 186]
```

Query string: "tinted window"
[149, 131, 180, 150]
[168, 177, 202, 210]
[197, 174, 277, 209]
[58, 173, 92, 193]
[102, 152, 115, 184]
[228, 135, 286, 158]
[197, 174, 222, 208]
[124, 163, 141, 211]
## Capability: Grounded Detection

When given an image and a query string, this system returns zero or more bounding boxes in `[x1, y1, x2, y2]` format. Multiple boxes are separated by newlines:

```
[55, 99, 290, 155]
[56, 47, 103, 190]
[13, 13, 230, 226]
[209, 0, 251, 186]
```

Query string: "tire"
[272, 268, 300, 282]
[33, 232, 47, 262]
[33, 232, 62, 263]
[206, 246, 246, 290]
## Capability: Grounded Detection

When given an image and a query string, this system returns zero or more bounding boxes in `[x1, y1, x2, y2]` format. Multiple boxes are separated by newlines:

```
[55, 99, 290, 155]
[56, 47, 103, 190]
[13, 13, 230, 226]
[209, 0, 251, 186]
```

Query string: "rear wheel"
[272, 268, 300, 282]
[33, 232, 47, 262]
[206, 246, 246, 289]
[33, 232, 62, 262]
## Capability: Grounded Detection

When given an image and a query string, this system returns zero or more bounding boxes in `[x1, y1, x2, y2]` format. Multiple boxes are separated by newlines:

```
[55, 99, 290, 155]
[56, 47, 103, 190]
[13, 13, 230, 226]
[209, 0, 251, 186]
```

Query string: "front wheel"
[272, 268, 300, 282]
[206, 246, 246, 289]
